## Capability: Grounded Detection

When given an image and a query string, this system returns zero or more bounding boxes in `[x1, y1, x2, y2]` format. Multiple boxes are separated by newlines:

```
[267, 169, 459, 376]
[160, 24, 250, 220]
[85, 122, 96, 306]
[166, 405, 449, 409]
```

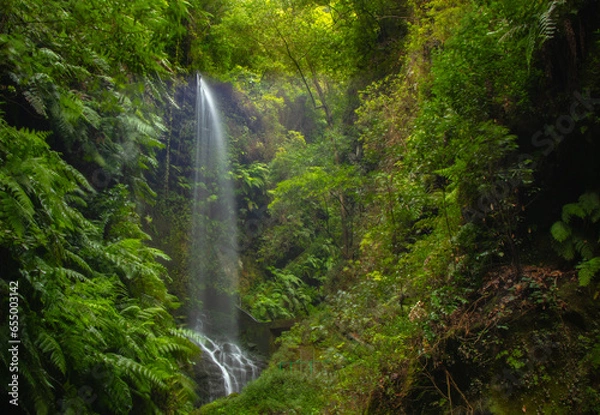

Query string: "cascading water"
[191, 74, 261, 402]
[195, 336, 261, 400]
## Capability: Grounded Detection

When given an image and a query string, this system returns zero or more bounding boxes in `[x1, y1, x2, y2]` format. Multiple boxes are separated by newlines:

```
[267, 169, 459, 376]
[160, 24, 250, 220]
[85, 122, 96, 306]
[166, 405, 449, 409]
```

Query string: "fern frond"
[538, 0, 563, 41]
[61, 267, 88, 282]
[2, 177, 35, 220]
[23, 89, 47, 116]
[82, 104, 101, 129]
[550, 221, 571, 242]
[575, 238, 595, 260]
[562, 202, 586, 223]
[120, 305, 142, 317]
[577, 257, 600, 286]
[106, 376, 133, 414]
[36, 331, 67, 375]
[155, 339, 197, 357]
[107, 354, 167, 390]
[62, 162, 94, 192]
[64, 250, 94, 276]
[120, 113, 160, 138]
[170, 328, 206, 346]
[138, 306, 170, 321]
[172, 371, 199, 406]
[0, 194, 29, 238]
[578, 192, 600, 219]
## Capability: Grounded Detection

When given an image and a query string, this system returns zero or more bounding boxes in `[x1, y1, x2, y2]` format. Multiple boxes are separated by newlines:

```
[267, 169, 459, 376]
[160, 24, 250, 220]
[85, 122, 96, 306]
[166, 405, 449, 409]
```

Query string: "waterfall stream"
[196, 335, 261, 400]
[191, 74, 261, 402]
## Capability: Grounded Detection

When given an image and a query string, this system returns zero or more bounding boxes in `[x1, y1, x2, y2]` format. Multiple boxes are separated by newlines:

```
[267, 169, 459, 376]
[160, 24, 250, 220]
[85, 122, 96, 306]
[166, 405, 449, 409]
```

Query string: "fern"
[562, 202, 587, 223]
[499, 0, 565, 68]
[64, 249, 95, 276]
[580, 192, 600, 221]
[552, 192, 600, 286]
[575, 238, 595, 261]
[550, 221, 571, 243]
[577, 257, 600, 287]
[106, 376, 133, 414]
[23, 89, 47, 116]
[107, 354, 167, 390]
[155, 338, 196, 356]
[538, 0, 563, 41]
[171, 327, 206, 346]
[0, 1, 196, 411]
[36, 331, 67, 375]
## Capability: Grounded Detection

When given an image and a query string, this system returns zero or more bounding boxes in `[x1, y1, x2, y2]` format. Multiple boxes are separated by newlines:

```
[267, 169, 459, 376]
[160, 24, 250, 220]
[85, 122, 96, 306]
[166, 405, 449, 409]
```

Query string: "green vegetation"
[2, 0, 600, 414]
[0, 0, 201, 413]
[196, 369, 325, 415]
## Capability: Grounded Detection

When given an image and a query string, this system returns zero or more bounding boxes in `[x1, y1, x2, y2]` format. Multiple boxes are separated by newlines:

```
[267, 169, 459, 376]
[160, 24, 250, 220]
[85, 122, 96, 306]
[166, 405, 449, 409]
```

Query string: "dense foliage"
[2, 0, 600, 414]
[0, 0, 203, 413]
[192, 0, 600, 413]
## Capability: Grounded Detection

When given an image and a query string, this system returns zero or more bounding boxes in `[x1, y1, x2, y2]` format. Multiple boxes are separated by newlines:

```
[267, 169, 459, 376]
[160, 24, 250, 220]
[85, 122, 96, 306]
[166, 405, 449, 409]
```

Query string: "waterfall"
[191, 74, 261, 402]
[196, 336, 261, 400]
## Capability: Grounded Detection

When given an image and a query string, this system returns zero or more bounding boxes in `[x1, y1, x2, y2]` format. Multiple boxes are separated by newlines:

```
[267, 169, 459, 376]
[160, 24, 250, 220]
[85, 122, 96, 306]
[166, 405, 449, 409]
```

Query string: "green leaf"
[562, 202, 587, 223]
[36, 331, 67, 375]
[550, 221, 571, 243]
[577, 257, 600, 286]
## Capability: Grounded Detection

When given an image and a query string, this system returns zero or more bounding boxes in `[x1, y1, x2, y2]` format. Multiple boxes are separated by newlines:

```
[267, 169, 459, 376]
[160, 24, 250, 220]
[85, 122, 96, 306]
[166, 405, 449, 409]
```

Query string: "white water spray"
[196, 336, 260, 399]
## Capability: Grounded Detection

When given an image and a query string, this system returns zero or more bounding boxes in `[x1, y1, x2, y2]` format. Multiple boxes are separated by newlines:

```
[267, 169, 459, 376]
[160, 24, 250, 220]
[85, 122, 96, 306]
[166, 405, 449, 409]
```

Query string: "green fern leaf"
[538, 1, 561, 41]
[33, 395, 50, 415]
[550, 221, 571, 242]
[562, 202, 586, 223]
[120, 305, 142, 317]
[171, 328, 206, 347]
[106, 376, 133, 414]
[64, 250, 94, 276]
[23, 89, 47, 116]
[577, 257, 600, 286]
[578, 192, 600, 219]
[575, 238, 595, 260]
[108, 354, 167, 390]
[36, 331, 67, 375]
